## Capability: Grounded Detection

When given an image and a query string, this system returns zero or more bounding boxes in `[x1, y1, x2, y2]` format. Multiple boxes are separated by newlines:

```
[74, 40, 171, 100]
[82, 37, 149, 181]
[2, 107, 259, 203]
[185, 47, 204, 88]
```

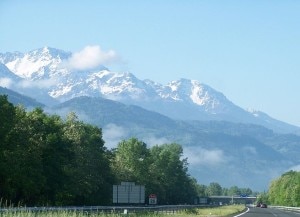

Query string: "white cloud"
[63, 45, 119, 71]
[142, 135, 172, 147]
[102, 124, 128, 149]
[0, 78, 13, 88]
[102, 127, 172, 149]
[17, 78, 58, 89]
[184, 147, 228, 167]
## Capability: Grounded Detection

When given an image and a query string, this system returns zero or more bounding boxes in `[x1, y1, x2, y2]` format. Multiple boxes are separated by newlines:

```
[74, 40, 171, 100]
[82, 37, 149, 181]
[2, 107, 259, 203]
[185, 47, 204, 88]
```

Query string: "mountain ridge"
[0, 86, 44, 108]
[0, 47, 299, 135]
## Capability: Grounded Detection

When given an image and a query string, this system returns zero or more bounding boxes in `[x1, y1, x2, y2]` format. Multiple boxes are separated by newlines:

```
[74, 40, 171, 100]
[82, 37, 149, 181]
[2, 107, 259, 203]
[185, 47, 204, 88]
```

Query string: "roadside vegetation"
[253, 170, 300, 207]
[0, 205, 245, 217]
[266, 170, 300, 207]
[179, 205, 245, 216]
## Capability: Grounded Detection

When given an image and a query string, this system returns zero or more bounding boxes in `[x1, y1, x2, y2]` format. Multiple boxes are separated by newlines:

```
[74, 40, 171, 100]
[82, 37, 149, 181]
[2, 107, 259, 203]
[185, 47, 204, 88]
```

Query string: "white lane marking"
[233, 207, 250, 217]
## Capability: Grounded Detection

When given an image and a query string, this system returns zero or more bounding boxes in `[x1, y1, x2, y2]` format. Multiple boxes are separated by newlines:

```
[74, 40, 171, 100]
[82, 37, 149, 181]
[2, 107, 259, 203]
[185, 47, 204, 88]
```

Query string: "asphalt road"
[238, 207, 300, 217]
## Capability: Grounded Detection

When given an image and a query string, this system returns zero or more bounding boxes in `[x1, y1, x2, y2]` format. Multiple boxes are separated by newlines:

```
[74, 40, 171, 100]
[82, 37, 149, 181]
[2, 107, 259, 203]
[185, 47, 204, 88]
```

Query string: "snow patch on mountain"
[190, 80, 221, 109]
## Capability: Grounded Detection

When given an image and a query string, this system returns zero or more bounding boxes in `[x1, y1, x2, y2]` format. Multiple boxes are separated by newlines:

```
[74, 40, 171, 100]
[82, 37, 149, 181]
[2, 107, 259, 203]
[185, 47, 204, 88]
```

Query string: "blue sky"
[1, 0, 300, 126]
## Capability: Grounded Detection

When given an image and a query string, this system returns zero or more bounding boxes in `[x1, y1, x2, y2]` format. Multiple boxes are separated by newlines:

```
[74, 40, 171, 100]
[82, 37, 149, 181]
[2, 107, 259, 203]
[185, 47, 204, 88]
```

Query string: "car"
[260, 203, 267, 208]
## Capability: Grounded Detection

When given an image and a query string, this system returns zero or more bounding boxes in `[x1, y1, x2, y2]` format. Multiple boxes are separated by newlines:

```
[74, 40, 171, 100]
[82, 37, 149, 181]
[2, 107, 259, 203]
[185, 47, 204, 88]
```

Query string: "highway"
[237, 207, 300, 217]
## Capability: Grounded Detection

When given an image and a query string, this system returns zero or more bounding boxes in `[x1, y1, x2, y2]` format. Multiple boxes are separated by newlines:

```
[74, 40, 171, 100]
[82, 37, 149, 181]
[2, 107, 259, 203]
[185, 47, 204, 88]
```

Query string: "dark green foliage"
[0, 95, 15, 141]
[0, 96, 112, 206]
[147, 143, 197, 204]
[0, 95, 16, 201]
[61, 112, 113, 205]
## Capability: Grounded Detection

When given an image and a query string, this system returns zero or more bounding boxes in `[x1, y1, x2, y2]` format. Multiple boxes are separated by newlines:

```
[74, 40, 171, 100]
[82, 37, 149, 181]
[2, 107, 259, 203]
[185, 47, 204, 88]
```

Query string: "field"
[0, 205, 246, 217]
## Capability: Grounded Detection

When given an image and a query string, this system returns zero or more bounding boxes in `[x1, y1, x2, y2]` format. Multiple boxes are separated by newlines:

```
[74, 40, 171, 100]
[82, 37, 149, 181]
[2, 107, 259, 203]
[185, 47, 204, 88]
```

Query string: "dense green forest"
[1, 95, 255, 206]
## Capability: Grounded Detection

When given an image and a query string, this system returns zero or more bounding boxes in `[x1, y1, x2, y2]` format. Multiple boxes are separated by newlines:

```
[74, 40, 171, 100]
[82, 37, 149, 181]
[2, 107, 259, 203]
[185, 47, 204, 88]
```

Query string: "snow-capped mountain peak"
[0, 47, 238, 114]
[1, 47, 71, 79]
[156, 78, 230, 113]
[1, 47, 298, 134]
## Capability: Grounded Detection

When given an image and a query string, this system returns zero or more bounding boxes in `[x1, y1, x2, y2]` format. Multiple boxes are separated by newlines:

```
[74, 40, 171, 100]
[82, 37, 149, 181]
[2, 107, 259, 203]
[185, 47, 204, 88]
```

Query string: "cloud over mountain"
[18, 78, 58, 89]
[0, 77, 13, 88]
[62, 45, 119, 71]
[102, 124, 129, 149]
[184, 147, 228, 167]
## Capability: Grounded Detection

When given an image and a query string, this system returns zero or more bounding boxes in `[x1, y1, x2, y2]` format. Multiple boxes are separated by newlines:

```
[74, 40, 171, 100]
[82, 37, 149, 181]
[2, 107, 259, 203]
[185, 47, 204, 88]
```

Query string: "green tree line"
[254, 171, 300, 207]
[0, 95, 113, 205]
[0, 95, 254, 206]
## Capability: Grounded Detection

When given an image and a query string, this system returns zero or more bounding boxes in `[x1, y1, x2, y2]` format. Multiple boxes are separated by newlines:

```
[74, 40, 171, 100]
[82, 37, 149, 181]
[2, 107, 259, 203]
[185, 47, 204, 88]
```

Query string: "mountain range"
[1, 47, 300, 191]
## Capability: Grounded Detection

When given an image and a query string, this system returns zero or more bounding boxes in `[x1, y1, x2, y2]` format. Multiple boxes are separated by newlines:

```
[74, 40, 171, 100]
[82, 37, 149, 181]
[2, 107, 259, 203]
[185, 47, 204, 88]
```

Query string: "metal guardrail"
[0, 204, 214, 214]
[270, 206, 300, 213]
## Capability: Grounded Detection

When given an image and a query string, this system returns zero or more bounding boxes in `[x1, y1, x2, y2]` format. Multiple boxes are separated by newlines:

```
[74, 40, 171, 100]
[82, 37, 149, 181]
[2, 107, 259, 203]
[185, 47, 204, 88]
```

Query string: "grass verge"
[0, 205, 246, 217]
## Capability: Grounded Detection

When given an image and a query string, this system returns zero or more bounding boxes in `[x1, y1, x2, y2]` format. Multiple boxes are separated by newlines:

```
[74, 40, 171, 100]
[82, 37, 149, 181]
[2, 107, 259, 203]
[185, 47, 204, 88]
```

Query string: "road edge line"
[233, 207, 250, 217]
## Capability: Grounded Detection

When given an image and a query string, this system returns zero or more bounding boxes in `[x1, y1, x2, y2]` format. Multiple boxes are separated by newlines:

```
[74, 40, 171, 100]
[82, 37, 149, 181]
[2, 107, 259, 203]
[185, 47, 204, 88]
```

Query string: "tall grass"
[0, 205, 245, 217]
[180, 205, 245, 216]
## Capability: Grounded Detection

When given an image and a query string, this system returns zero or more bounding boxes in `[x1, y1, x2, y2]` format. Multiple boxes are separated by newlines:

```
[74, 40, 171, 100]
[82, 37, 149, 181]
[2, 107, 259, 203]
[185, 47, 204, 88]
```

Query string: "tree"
[35, 111, 68, 205]
[62, 112, 112, 205]
[111, 140, 198, 204]
[148, 143, 197, 204]
[228, 186, 241, 196]
[240, 188, 252, 196]
[0, 95, 16, 202]
[1, 107, 113, 206]
[0, 95, 15, 141]
[3, 107, 47, 204]
[196, 184, 208, 197]
[205, 182, 222, 196]
[111, 137, 150, 184]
